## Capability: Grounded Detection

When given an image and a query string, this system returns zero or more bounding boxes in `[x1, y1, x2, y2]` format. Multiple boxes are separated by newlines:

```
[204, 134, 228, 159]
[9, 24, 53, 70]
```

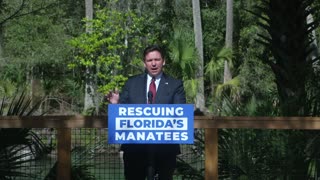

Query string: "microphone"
[147, 91, 155, 179]
[148, 91, 153, 104]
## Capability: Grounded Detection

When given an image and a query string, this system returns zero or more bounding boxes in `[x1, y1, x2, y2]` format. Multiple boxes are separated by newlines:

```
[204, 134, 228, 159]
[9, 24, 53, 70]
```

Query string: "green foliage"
[215, 95, 310, 179]
[44, 163, 96, 180]
[205, 47, 233, 83]
[202, 7, 226, 61]
[44, 129, 107, 180]
[2, 0, 320, 178]
[215, 1, 320, 179]
[176, 155, 204, 180]
[252, 0, 320, 116]
[215, 76, 240, 98]
[1, 0, 74, 110]
[69, 5, 156, 94]
[0, 0, 57, 25]
[183, 79, 199, 104]
[0, 79, 16, 97]
[167, 27, 198, 103]
[0, 92, 49, 179]
[168, 28, 196, 79]
[204, 47, 238, 113]
[4, 7, 70, 66]
[238, 57, 278, 116]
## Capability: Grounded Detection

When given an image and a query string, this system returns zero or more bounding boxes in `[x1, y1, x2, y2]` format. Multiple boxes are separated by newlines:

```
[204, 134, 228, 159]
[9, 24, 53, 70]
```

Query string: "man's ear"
[163, 60, 166, 66]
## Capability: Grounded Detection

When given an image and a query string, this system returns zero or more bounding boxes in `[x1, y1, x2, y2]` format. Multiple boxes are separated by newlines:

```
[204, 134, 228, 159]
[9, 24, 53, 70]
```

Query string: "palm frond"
[215, 76, 240, 99]
[205, 47, 233, 83]
[0, 92, 48, 179]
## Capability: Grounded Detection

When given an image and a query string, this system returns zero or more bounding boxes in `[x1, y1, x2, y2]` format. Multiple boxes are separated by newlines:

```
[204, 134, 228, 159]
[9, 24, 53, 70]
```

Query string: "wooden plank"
[195, 116, 320, 129]
[1, 116, 320, 129]
[205, 128, 218, 180]
[193, 116, 320, 129]
[2, 115, 320, 180]
[0, 115, 107, 128]
[57, 128, 71, 180]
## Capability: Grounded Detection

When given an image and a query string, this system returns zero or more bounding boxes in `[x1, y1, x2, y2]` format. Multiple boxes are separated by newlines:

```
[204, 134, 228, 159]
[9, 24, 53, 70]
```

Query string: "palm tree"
[168, 27, 198, 103]
[192, 0, 206, 113]
[252, 0, 319, 116]
[224, 0, 233, 83]
[251, 0, 320, 178]
[83, 0, 96, 114]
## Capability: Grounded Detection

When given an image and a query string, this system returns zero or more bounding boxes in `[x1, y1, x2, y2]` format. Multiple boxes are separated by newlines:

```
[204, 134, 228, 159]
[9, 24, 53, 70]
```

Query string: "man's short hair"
[143, 45, 165, 60]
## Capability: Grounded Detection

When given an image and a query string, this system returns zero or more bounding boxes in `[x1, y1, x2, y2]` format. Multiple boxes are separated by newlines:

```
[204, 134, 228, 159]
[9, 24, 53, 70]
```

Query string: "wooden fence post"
[57, 128, 71, 180]
[205, 128, 218, 180]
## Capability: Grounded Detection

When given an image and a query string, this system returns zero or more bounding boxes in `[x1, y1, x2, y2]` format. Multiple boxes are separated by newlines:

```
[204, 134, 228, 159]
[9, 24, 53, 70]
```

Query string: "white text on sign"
[116, 118, 188, 130]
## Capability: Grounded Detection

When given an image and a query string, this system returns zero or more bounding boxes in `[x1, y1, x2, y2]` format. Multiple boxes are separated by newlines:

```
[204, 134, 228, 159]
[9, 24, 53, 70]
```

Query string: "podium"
[108, 104, 194, 179]
[108, 104, 194, 144]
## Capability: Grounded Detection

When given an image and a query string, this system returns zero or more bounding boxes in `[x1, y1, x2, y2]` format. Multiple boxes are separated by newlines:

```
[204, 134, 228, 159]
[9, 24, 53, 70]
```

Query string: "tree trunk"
[307, 13, 319, 67]
[224, 0, 233, 83]
[84, 0, 96, 113]
[192, 0, 205, 112]
[0, 26, 3, 58]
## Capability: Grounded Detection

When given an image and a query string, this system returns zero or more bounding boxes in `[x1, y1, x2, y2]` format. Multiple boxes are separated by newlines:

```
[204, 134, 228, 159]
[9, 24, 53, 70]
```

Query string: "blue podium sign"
[108, 104, 194, 144]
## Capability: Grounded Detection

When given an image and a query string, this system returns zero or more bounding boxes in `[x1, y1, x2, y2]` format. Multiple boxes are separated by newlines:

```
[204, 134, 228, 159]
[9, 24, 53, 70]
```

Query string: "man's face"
[144, 50, 165, 77]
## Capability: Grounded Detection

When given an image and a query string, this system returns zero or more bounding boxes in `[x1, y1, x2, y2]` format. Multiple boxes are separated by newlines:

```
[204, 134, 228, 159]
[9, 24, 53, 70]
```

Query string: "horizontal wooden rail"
[1, 115, 320, 180]
[1, 115, 320, 129]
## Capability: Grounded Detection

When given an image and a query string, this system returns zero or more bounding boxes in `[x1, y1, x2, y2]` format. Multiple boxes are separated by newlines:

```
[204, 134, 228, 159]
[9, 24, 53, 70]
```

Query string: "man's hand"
[106, 90, 120, 104]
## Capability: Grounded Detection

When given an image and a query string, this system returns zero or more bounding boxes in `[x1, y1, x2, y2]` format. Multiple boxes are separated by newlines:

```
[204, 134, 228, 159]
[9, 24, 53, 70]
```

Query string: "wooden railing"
[1, 116, 320, 180]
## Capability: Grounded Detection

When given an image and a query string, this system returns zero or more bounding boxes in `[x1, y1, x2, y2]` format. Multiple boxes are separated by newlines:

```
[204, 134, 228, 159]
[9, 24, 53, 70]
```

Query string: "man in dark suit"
[107, 45, 186, 180]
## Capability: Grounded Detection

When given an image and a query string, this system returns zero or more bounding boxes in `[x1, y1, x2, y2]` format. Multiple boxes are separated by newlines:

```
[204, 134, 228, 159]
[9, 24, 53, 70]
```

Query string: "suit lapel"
[138, 74, 148, 103]
[155, 73, 169, 103]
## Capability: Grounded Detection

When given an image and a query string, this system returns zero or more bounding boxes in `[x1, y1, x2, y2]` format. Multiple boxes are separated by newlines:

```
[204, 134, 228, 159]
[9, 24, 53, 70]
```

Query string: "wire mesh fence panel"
[217, 129, 318, 179]
[11, 128, 315, 179]
[5, 128, 203, 180]
[174, 144, 205, 180]
[12, 128, 57, 180]
[70, 128, 203, 180]
[72, 128, 124, 180]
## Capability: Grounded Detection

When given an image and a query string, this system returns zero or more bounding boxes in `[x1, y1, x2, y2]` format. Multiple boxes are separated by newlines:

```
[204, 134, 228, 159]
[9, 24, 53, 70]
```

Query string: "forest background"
[1, 0, 320, 179]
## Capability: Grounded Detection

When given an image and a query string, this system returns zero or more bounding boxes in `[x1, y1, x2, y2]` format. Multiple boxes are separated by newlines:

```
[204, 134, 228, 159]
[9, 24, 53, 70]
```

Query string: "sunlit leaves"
[69, 6, 152, 94]
[205, 47, 233, 83]
[169, 27, 196, 79]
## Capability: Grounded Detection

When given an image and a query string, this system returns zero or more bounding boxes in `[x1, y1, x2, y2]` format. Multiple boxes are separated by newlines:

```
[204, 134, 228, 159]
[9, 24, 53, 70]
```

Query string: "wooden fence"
[1, 115, 320, 180]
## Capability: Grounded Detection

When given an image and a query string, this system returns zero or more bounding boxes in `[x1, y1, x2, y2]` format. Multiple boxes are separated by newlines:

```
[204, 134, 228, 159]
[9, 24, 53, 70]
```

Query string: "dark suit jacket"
[119, 72, 186, 154]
